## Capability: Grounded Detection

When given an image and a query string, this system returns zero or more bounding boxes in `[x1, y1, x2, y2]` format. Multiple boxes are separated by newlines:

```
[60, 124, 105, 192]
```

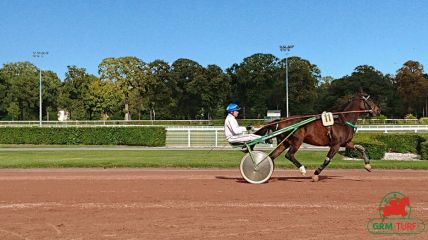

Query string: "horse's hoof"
[312, 175, 319, 182]
[299, 166, 306, 176]
[364, 164, 372, 172]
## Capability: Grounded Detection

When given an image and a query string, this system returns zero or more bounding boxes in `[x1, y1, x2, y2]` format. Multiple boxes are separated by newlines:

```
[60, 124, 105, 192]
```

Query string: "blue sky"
[1, 0, 427, 79]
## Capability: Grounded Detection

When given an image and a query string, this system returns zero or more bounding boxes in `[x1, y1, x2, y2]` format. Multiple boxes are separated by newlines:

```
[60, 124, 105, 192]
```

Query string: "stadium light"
[32, 51, 49, 126]
[280, 45, 294, 117]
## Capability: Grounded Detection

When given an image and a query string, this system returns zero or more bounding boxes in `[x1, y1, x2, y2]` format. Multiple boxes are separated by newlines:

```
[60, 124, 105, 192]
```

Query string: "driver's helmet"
[226, 103, 241, 113]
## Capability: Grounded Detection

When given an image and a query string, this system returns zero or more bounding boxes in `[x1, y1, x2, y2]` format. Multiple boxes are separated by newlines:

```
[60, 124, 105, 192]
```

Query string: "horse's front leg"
[312, 144, 340, 182]
[346, 142, 371, 172]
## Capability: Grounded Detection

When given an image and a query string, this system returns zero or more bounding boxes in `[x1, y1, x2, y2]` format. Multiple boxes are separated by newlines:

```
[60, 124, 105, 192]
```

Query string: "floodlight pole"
[280, 45, 294, 117]
[32, 51, 48, 127]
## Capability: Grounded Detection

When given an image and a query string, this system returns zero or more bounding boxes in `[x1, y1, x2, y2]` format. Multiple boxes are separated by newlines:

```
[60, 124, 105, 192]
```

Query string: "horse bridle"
[361, 95, 375, 114]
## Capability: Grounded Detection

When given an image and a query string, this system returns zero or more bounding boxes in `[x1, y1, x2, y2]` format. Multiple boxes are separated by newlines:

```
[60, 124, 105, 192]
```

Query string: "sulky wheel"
[239, 151, 274, 184]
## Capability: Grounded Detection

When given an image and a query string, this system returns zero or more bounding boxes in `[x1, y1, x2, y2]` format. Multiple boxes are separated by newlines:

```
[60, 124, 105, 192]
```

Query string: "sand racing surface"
[0, 168, 427, 239]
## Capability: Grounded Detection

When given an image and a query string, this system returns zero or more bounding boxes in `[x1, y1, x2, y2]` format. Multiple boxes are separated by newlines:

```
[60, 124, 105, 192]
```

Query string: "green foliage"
[227, 54, 320, 118]
[418, 134, 428, 160]
[60, 66, 105, 120]
[321, 65, 399, 117]
[287, 57, 321, 115]
[421, 141, 428, 160]
[0, 127, 166, 146]
[1, 58, 427, 121]
[6, 102, 20, 120]
[345, 133, 428, 160]
[419, 117, 428, 124]
[375, 134, 424, 153]
[367, 114, 387, 124]
[170, 58, 206, 119]
[404, 113, 417, 120]
[396, 61, 428, 116]
[1, 62, 39, 120]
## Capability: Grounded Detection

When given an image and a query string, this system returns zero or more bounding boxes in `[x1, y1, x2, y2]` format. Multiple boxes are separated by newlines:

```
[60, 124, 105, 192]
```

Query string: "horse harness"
[317, 95, 375, 143]
[261, 95, 373, 143]
[319, 113, 359, 144]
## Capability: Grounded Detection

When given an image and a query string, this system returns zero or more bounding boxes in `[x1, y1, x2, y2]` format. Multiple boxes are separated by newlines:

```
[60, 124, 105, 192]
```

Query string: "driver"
[224, 103, 260, 144]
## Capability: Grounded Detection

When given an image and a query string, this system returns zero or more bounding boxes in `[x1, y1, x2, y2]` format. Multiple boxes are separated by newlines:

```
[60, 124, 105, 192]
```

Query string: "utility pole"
[32, 51, 49, 127]
[279, 45, 294, 117]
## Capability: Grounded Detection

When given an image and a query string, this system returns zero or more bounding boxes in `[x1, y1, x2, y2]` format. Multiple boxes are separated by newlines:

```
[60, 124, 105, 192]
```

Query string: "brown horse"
[255, 92, 381, 182]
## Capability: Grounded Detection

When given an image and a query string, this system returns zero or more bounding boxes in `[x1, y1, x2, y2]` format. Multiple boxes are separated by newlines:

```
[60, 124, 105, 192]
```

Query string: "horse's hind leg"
[285, 140, 307, 175]
[269, 141, 287, 160]
[312, 145, 340, 182]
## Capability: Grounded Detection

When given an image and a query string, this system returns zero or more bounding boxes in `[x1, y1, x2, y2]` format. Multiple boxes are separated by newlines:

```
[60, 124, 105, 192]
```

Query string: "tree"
[6, 102, 20, 120]
[283, 56, 320, 115]
[315, 76, 334, 113]
[40, 70, 61, 120]
[323, 65, 398, 117]
[84, 78, 122, 119]
[59, 66, 98, 119]
[98, 57, 146, 120]
[0, 62, 39, 120]
[0, 69, 7, 119]
[186, 64, 230, 119]
[170, 58, 205, 119]
[228, 53, 281, 118]
[143, 60, 175, 119]
[395, 60, 428, 117]
[128, 60, 170, 120]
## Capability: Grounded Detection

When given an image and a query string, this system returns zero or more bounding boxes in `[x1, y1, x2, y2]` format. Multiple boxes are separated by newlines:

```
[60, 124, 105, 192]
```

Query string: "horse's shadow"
[215, 175, 361, 184]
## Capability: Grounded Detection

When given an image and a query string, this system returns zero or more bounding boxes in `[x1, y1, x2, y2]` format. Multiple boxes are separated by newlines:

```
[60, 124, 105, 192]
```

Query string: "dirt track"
[0, 168, 427, 239]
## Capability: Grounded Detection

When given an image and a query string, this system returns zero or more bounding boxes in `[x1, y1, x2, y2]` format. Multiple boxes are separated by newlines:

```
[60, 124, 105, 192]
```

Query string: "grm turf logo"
[367, 192, 425, 235]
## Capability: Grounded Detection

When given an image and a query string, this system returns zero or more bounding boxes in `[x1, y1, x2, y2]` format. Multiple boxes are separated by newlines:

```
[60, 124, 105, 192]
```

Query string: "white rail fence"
[0, 118, 425, 127]
[356, 125, 428, 133]
[166, 125, 428, 147]
[166, 127, 228, 148]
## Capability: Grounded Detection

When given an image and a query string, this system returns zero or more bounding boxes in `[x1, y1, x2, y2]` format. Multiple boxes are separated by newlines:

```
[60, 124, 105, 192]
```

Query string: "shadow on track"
[215, 175, 348, 183]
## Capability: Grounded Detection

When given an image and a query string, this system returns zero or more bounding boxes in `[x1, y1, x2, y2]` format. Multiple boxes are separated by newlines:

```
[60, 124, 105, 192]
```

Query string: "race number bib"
[321, 112, 334, 126]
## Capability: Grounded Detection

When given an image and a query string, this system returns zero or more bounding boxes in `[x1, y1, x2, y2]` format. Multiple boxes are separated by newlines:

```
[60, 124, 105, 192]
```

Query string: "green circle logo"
[367, 192, 425, 235]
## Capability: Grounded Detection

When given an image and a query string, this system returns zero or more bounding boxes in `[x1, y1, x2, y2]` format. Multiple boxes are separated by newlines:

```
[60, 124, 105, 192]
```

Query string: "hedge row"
[0, 127, 166, 146]
[421, 141, 428, 160]
[345, 133, 428, 160]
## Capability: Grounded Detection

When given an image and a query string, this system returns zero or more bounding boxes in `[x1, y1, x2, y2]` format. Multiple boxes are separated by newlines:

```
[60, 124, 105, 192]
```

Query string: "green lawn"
[0, 149, 427, 169]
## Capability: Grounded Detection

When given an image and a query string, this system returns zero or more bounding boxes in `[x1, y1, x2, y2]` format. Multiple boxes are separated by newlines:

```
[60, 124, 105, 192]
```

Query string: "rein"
[260, 109, 372, 128]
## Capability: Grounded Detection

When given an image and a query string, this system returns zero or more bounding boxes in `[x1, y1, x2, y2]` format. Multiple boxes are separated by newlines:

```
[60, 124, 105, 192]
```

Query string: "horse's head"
[361, 94, 381, 116]
[356, 92, 381, 116]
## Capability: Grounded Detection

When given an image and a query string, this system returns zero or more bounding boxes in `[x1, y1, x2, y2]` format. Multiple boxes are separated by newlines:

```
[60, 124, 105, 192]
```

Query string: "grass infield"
[0, 149, 427, 169]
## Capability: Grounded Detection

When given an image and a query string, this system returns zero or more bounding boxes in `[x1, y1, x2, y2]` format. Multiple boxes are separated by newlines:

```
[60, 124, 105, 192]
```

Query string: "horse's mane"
[329, 99, 351, 112]
[329, 92, 367, 112]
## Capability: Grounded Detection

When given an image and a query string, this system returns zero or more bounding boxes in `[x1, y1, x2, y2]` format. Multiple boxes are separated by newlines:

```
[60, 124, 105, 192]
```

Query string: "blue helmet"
[226, 103, 241, 113]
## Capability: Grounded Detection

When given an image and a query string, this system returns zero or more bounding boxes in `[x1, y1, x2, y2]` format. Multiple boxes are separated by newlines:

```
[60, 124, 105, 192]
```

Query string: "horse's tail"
[254, 125, 268, 136]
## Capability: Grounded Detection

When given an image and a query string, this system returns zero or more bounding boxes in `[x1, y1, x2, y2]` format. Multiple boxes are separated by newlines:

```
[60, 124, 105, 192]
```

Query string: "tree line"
[0, 54, 427, 121]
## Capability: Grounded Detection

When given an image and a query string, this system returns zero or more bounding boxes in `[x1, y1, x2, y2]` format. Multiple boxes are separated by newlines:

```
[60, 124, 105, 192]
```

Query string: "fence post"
[187, 129, 191, 147]
[215, 130, 218, 147]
